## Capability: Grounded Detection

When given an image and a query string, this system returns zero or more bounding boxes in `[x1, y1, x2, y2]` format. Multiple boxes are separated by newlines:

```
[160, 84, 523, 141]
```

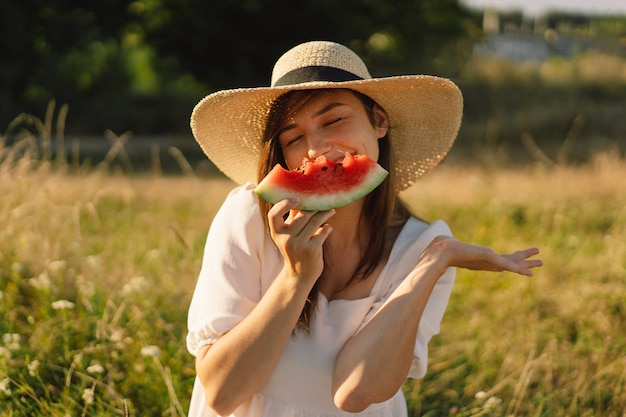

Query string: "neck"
[326, 200, 365, 249]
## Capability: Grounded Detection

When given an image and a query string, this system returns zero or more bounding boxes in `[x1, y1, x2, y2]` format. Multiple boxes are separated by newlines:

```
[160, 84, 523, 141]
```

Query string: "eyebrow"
[276, 102, 347, 138]
[313, 102, 346, 118]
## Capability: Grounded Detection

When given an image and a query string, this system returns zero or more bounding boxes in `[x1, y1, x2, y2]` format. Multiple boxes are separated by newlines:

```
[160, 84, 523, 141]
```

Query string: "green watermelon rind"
[254, 162, 389, 211]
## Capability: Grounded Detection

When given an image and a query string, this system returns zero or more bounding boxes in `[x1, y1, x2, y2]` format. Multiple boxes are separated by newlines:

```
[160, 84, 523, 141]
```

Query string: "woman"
[186, 41, 542, 417]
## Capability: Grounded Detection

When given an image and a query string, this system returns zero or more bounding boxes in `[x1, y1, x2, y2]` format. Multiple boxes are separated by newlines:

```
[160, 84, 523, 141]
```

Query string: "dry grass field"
[1, 138, 625, 416]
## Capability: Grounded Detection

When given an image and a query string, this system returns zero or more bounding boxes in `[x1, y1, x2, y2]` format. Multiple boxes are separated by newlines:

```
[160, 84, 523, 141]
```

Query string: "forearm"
[332, 247, 449, 412]
[331, 235, 542, 412]
[196, 269, 312, 415]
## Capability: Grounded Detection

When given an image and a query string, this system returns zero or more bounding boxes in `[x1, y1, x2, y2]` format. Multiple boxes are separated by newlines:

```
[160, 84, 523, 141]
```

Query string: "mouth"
[330, 148, 354, 163]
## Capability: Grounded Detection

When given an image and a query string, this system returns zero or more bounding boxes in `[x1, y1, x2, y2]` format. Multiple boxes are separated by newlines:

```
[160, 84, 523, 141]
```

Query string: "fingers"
[290, 210, 335, 242]
[268, 198, 335, 242]
[451, 243, 543, 277]
[504, 248, 543, 276]
[268, 198, 300, 228]
[511, 247, 540, 260]
[268, 199, 335, 281]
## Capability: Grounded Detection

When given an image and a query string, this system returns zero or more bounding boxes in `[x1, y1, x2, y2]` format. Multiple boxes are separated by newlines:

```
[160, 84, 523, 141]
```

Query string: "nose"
[306, 132, 333, 160]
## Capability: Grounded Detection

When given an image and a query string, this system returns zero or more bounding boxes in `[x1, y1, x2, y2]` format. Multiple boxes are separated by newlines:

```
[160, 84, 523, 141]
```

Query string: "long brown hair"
[257, 89, 410, 332]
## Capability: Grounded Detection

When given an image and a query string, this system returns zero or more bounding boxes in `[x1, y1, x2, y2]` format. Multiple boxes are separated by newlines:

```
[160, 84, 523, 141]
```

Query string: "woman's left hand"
[424, 236, 543, 276]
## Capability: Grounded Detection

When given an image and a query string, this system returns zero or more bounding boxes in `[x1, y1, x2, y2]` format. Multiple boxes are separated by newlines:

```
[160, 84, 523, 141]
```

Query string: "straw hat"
[190, 40, 463, 190]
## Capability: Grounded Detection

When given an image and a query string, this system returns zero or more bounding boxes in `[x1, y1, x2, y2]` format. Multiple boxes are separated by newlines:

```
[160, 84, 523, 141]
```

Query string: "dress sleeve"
[408, 220, 456, 379]
[359, 219, 456, 379]
[185, 184, 266, 357]
[408, 264, 455, 378]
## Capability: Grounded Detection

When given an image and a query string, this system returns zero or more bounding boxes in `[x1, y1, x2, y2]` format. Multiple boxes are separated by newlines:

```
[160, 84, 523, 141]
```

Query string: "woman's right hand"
[268, 198, 335, 284]
[196, 199, 336, 416]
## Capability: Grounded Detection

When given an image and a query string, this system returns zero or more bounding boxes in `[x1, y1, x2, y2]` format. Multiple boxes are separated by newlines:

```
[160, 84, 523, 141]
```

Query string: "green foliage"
[0, 0, 480, 135]
[447, 51, 626, 167]
[2, 0, 625, 159]
[1, 1, 140, 113]
[142, 0, 477, 86]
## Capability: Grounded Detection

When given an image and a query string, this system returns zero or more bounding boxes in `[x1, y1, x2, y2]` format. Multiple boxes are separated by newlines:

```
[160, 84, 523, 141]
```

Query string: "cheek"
[368, 145, 380, 163]
[282, 147, 305, 170]
[359, 128, 381, 161]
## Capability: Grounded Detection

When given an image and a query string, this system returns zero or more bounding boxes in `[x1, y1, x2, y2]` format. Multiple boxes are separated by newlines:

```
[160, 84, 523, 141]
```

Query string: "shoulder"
[213, 183, 261, 222]
[220, 182, 260, 210]
[404, 217, 453, 242]
[383, 217, 453, 277]
[207, 183, 266, 245]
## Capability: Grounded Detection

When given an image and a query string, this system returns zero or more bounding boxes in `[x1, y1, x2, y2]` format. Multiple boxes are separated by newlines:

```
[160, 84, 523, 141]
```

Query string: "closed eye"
[276, 124, 302, 148]
[285, 134, 303, 146]
[324, 117, 343, 127]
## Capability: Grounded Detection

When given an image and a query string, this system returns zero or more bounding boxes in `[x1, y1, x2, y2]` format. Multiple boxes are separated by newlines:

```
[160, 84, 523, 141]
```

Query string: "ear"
[373, 105, 389, 139]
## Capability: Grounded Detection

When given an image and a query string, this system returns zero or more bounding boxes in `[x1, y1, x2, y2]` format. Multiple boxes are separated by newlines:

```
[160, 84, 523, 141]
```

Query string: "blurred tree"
[0, 0, 141, 125]
[0, 0, 480, 134]
[142, 0, 480, 91]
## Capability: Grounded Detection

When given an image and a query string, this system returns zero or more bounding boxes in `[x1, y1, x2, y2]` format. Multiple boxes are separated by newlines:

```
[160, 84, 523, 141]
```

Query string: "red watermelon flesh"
[254, 153, 389, 210]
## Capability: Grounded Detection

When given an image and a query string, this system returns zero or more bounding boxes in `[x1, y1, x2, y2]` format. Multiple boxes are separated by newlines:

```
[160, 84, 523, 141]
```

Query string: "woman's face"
[275, 90, 389, 170]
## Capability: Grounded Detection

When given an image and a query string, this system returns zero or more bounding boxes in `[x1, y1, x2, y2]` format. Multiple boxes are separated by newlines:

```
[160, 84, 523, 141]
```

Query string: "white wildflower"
[0, 378, 11, 396]
[51, 300, 75, 310]
[475, 390, 488, 400]
[27, 359, 40, 377]
[121, 276, 148, 296]
[29, 272, 52, 290]
[11, 263, 27, 276]
[140, 345, 162, 357]
[0, 347, 11, 360]
[145, 249, 161, 261]
[85, 255, 102, 269]
[3, 333, 21, 351]
[567, 235, 580, 247]
[108, 329, 124, 343]
[82, 388, 94, 404]
[48, 260, 67, 273]
[86, 363, 105, 374]
[76, 275, 95, 299]
[485, 396, 502, 410]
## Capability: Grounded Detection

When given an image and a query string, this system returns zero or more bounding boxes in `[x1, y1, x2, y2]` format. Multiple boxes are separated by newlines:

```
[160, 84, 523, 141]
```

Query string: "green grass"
[1, 138, 625, 416]
[400, 155, 626, 416]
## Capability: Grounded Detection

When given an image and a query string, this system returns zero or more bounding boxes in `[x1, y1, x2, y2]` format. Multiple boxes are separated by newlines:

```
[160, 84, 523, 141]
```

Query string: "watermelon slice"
[254, 153, 389, 211]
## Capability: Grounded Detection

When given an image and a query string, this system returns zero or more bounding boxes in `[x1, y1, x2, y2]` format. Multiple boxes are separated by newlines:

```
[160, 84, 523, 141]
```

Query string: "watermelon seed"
[321, 166, 328, 171]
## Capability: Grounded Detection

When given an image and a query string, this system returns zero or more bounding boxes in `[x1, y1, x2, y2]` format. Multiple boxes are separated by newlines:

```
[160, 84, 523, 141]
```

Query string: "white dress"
[186, 184, 456, 417]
